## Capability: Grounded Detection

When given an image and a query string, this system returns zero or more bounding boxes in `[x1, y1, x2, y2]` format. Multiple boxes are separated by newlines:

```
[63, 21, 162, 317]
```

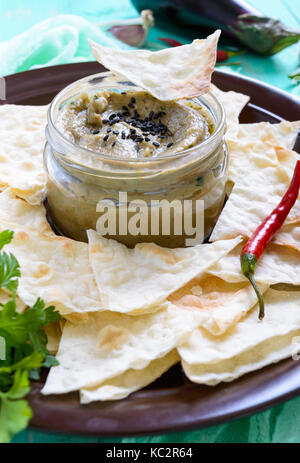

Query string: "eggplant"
[131, 0, 300, 55]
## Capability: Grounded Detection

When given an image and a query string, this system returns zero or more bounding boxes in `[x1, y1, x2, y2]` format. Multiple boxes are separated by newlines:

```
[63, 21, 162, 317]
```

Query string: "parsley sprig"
[0, 230, 60, 442]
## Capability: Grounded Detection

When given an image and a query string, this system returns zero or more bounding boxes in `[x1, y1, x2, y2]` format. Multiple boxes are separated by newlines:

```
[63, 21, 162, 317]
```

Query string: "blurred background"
[0, 0, 299, 94]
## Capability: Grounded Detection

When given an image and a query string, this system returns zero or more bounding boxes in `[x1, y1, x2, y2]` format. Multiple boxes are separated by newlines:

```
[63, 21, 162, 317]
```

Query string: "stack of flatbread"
[0, 34, 299, 403]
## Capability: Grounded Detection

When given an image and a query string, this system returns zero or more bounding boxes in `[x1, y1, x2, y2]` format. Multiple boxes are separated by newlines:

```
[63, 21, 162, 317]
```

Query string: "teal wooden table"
[0, 0, 299, 444]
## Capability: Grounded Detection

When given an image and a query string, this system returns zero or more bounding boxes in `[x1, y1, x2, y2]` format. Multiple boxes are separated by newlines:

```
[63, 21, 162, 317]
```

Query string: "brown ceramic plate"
[2, 63, 300, 436]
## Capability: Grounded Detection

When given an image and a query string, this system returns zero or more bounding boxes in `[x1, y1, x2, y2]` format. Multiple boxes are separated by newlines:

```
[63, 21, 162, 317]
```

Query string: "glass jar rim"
[47, 71, 226, 169]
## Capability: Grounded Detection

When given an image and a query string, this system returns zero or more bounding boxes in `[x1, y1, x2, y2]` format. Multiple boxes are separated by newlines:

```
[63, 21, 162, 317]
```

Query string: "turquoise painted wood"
[0, 0, 298, 443]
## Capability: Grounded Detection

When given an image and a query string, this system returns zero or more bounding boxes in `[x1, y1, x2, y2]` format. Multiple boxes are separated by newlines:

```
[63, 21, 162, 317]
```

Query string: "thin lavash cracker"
[44, 322, 62, 355]
[0, 189, 104, 315]
[210, 84, 249, 127]
[208, 240, 300, 286]
[178, 289, 300, 385]
[42, 303, 207, 395]
[169, 274, 268, 336]
[0, 105, 48, 205]
[89, 31, 220, 101]
[87, 229, 242, 314]
[225, 121, 300, 191]
[0, 188, 53, 236]
[0, 223, 102, 316]
[0, 290, 26, 314]
[272, 222, 300, 251]
[211, 148, 300, 242]
[80, 350, 179, 403]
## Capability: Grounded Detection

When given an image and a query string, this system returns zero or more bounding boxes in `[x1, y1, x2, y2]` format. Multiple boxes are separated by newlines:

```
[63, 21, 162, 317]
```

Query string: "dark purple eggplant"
[131, 0, 300, 56]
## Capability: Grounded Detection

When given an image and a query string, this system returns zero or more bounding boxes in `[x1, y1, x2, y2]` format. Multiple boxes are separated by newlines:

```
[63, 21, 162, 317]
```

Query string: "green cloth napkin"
[12, 395, 300, 443]
[0, 0, 299, 444]
[0, 14, 134, 76]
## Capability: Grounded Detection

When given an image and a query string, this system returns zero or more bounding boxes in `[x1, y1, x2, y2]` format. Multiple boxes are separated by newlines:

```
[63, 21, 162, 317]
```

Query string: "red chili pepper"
[158, 37, 183, 47]
[158, 38, 244, 64]
[216, 50, 228, 62]
[240, 160, 300, 320]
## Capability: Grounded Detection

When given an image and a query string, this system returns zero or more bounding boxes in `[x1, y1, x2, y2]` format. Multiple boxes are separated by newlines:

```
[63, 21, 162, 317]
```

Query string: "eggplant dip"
[56, 90, 214, 158]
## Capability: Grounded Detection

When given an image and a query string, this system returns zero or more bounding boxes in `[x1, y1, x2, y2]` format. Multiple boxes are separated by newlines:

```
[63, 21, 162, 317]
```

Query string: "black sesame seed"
[102, 119, 109, 124]
[103, 134, 109, 142]
[153, 141, 160, 147]
[114, 117, 120, 123]
[112, 141, 116, 147]
[128, 103, 134, 109]
[144, 137, 150, 142]
[167, 142, 174, 148]
[113, 130, 119, 135]
[136, 137, 143, 142]
[109, 113, 116, 120]
[121, 91, 127, 95]
[121, 131, 126, 139]
[92, 129, 100, 135]
[131, 134, 137, 140]
[106, 128, 112, 133]
[159, 135, 165, 139]
[131, 97, 136, 104]
[122, 106, 128, 111]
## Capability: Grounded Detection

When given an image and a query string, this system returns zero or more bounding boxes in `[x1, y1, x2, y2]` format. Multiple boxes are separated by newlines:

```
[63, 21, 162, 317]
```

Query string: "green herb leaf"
[0, 230, 14, 250]
[0, 252, 20, 295]
[0, 229, 61, 442]
[0, 370, 32, 443]
[0, 352, 44, 375]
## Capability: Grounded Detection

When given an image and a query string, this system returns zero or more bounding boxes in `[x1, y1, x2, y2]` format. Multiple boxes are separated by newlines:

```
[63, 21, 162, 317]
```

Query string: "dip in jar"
[44, 72, 228, 247]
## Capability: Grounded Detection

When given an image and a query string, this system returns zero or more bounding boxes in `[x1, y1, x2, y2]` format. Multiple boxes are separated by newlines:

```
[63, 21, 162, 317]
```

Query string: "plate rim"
[2, 62, 300, 437]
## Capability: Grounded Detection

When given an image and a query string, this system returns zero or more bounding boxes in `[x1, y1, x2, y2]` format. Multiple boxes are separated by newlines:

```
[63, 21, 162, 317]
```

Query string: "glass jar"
[44, 72, 228, 248]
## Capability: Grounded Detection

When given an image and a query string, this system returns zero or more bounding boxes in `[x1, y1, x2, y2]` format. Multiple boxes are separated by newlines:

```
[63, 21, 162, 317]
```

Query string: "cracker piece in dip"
[89, 30, 221, 101]
[56, 89, 213, 158]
